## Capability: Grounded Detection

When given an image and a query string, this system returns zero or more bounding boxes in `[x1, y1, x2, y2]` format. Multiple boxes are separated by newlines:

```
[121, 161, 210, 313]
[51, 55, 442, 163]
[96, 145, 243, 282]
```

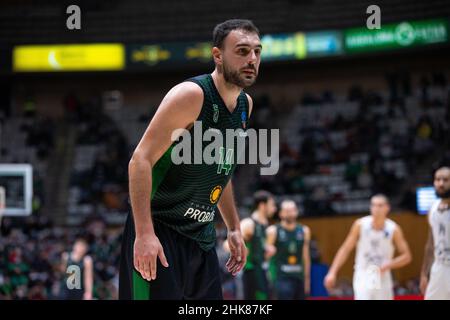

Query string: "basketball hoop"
[0, 164, 33, 217]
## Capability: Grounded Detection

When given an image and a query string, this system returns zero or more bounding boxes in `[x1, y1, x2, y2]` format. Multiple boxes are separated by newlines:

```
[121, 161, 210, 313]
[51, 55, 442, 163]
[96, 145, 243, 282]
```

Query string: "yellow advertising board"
[13, 44, 125, 72]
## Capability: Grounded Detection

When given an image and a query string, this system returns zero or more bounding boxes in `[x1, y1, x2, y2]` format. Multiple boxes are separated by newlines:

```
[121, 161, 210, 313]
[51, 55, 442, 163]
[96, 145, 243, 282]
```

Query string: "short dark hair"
[74, 236, 89, 247]
[253, 190, 273, 209]
[371, 193, 390, 205]
[434, 166, 450, 176]
[213, 19, 260, 49]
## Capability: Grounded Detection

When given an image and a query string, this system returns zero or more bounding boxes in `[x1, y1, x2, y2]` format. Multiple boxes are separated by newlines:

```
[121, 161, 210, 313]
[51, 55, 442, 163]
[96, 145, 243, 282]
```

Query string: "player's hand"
[324, 272, 337, 292]
[134, 233, 169, 281]
[419, 275, 428, 296]
[83, 291, 93, 300]
[264, 244, 276, 260]
[226, 230, 247, 276]
[380, 262, 391, 274]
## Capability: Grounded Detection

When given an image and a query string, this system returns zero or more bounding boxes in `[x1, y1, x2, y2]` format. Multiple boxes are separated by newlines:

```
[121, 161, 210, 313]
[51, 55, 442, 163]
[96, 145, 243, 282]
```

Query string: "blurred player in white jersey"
[420, 166, 450, 300]
[324, 194, 412, 300]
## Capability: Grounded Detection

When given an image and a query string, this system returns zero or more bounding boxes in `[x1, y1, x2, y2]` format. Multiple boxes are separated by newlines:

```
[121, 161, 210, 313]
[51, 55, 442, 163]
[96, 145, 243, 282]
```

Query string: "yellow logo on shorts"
[210, 185, 222, 204]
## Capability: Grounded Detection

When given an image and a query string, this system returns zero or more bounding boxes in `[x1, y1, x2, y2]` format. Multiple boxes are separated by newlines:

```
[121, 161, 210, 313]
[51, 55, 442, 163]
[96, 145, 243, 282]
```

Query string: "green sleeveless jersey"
[150, 74, 249, 251]
[270, 224, 305, 280]
[60, 254, 85, 298]
[245, 218, 267, 271]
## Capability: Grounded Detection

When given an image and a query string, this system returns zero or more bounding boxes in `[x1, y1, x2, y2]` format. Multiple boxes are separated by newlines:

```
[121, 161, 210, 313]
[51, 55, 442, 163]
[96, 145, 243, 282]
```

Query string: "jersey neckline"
[207, 73, 242, 116]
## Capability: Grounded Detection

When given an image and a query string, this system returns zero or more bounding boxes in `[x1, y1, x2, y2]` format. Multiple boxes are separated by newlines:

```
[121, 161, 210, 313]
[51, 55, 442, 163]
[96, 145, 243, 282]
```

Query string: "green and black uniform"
[269, 223, 306, 300]
[119, 74, 250, 300]
[243, 218, 269, 300]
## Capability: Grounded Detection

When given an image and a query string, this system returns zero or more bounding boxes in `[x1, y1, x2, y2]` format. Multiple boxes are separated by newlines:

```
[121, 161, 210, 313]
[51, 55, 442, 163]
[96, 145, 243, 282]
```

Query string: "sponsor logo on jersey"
[184, 207, 215, 223]
[241, 111, 247, 129]
[210, 185, 222, 204]
[288, 255, 297, 265]
[213, 104, 219, 123]
[281, 264, 302, 273]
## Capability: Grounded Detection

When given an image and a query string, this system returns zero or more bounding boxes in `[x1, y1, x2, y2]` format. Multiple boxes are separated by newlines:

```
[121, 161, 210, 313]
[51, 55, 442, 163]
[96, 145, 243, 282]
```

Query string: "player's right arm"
[324, 219, 361, 291]
[129, 81, 203, 281]
[303, 226, 312, 296]
[420, 218, 434, 295]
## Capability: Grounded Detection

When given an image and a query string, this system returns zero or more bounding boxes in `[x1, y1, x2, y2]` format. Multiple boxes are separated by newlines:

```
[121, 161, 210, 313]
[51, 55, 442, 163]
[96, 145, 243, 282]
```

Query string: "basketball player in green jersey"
[119, 19, 262, 300]
[238, 190, 277, 300]
[60, 238, 94, 300]
[267, 200, 311, 300]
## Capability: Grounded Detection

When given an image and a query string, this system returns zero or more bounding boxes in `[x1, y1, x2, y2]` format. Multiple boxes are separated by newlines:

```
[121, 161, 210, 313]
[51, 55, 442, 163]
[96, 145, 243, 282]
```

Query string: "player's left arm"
[218, 179, 247, 276]
[83, 255, 94, 300]
[218, 95, 252, 275]
[381, 225, 412, 272]
[303, 226, 311, 296]
[420, 210, 434, 295]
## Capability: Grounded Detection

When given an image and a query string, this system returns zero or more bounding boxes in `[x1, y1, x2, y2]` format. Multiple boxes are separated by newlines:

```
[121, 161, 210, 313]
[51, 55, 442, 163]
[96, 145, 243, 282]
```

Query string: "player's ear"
[212, 46, 222, 65]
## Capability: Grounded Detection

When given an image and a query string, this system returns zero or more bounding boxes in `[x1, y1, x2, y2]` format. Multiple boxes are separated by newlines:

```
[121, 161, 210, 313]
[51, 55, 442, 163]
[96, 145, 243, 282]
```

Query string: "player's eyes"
[238, 48, 249, 55]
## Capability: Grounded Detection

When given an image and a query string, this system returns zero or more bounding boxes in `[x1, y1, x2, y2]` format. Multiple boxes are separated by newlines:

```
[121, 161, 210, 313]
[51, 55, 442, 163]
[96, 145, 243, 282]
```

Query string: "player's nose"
[248, 50, 257, 64]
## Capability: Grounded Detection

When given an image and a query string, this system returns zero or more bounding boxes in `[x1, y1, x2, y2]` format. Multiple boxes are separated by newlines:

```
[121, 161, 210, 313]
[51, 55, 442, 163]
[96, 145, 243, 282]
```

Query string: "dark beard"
[435, 188, 450, 199]
[222, 61, 257, 88]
